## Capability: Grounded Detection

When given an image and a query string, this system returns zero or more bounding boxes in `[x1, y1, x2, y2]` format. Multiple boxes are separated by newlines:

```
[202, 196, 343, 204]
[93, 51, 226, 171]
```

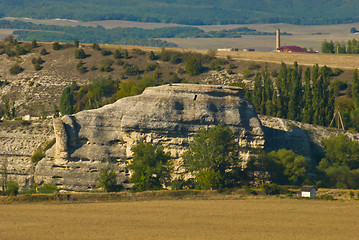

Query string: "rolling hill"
[1, 0, 359, 25]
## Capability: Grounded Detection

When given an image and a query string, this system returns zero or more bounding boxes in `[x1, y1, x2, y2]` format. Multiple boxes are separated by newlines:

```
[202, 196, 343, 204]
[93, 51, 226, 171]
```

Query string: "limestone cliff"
[35, 84, 264, 191]
[3, 84, 359, 192]
[0, 120, 54, 189]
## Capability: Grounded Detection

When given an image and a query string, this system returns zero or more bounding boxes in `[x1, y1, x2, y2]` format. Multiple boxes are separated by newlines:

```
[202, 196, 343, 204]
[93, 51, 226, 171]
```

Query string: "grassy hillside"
[1, 0, 359, 25]
[0, 40, 357, 130]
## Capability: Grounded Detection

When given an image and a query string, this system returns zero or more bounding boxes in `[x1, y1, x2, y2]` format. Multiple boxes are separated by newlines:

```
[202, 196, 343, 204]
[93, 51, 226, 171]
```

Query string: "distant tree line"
[321, 39, 359, 54]
[0, 20, 287, 47]
[0, 0, 358, 25]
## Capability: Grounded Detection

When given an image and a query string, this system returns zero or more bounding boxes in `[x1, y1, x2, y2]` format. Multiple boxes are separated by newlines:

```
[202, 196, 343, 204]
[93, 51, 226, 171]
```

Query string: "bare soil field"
[0, 198, 358, 240]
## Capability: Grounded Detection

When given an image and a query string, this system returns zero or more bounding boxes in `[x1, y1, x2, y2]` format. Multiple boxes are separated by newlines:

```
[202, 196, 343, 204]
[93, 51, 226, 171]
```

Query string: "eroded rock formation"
[35, 84, 265, 191]
[3, 84, 358, 192]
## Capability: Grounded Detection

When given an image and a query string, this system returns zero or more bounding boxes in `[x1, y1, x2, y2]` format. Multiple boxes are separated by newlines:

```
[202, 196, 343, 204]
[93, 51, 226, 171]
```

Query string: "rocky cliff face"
[3, 84, 359, 192]
[0, 120, 54, 189]
[35, 84, 265, 191]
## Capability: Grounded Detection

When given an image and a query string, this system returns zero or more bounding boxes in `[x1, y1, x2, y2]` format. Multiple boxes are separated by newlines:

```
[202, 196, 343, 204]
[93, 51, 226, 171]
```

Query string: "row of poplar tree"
[246, 62, 335, 127]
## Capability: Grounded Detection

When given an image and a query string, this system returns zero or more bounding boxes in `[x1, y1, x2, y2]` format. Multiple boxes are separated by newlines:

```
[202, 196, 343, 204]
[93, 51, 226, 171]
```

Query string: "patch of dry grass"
[0, 198, 358, 240]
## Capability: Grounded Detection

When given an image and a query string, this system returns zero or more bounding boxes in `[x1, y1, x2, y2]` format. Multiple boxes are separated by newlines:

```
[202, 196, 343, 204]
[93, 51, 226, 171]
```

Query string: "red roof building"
[277, 46, 317, 53]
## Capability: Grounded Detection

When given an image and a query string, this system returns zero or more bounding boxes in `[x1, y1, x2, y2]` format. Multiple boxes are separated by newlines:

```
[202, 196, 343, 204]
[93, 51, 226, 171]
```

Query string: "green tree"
[38, 183, 58, 193]
[352, 69, 359, 108]
[52, 41, 61, 50]
[9, 63, 24, 75]
[60, 86, 74, 115]
[128, 142, 173, 191]
[182, 124, 241, 189]
[113, 49, 122, 59]
[40, 48, 48, 55]
[1, 158, 8, 193]
[148, 51, 156, 60]
[321, 40, 334, 53]
[98, 166, 120, 192]
[75, 48, 86, 59]
[74, 38, 79, 48]
[302, 68, 313, 123]
[268, 149, 308, 186]
[5, 180, 19, 196]
[92, 42, 101, 50]
[185, 56, 202, 76]
[53, 104, 60, 118]
[31, 39, 38, 48]
[252, 72, 263, 113]
[322, 134, 359, 170]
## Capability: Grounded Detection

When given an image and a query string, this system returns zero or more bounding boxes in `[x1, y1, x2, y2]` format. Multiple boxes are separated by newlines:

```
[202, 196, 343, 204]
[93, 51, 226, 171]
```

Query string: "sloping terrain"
[1, 0, 359, 25]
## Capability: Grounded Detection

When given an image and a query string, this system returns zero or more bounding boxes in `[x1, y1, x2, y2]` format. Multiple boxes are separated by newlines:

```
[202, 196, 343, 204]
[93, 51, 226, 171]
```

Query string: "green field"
[1, 198, 358, 240]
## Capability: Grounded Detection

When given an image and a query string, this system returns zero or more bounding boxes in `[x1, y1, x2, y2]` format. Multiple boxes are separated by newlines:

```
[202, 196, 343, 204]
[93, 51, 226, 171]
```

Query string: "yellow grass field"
[1, 198, 358, 240]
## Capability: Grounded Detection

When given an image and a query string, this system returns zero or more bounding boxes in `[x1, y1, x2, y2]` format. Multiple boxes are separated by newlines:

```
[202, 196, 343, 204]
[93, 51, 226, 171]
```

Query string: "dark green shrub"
[271, 70, 278, 77]
[98, 167, 123, 192]
[145, 62, 159, 72]
[99, 65, 113, 72]
[74, 38, 79, 48]
[171, 179, 185, 190]
[132, 48, 145, 55]
[209, 59, 227, 71]
[170, 73, 181, 83]
[34, 63, 42, 71]
[261, 183, 280, 195]
[9, 64, 24, 75]
[116, 59, 124, 65]
[185, 56, 202, 76]
[15, 45, 27, 55]
[123, 49, 129, 59]
[125, 64, 140, 76]
[319, 194, 335, 200]
[101, 49, 112, 56]
[52, 42, 61, 50]
[5, 49, 16, 57]
[248, 62, 261, 70]
[92, 42, 101, 50]
[148, 51, 156, 60]
[31, 39, 38, 48]
[177, 67, 185, 74]
[40, 48, 48, 55]
[38, 183, 58, 194]
[113, 49, 122, 59]
[349, 191, 354, 199]
[75, 48, 86, 59]
[170, 54, 181, 64]
[242, 69, 251, 78]
[31, 149, 44, 163]
[6, 181, 19, 196]
[242, 186, 257, 195]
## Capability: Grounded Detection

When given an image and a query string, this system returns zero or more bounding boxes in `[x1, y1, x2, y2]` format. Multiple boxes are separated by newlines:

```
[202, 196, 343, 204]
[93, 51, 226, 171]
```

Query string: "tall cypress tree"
[352, 69, 359, 108]
[277, 62, 288, 118]
[288, 64, 303, 121]
[252, 72, 263, 113]
[60, 86, 74, 115]
[302, 68, 313, 123]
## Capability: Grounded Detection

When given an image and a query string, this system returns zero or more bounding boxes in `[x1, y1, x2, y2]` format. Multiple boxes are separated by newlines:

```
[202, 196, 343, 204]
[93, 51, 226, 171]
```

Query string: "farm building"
[277, 46, 317, 53]
[301, 186, 317, 198]
[275, 29, 317, 53]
